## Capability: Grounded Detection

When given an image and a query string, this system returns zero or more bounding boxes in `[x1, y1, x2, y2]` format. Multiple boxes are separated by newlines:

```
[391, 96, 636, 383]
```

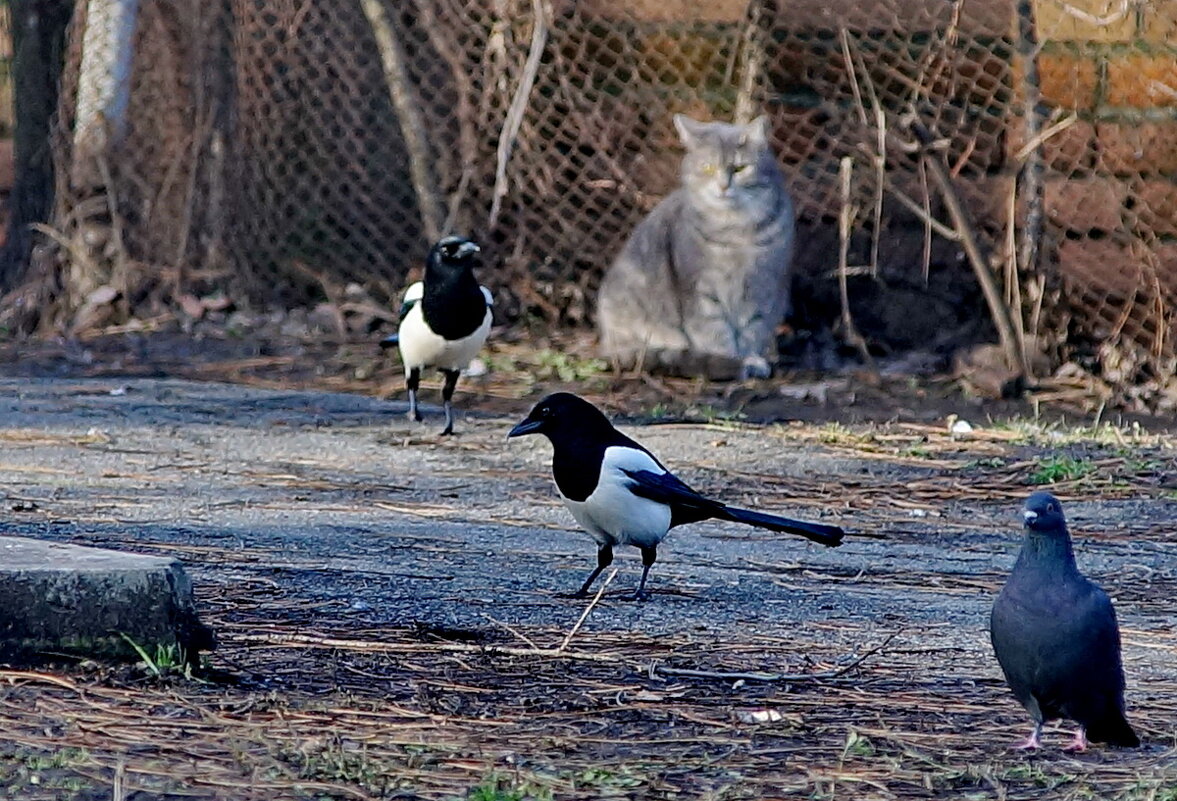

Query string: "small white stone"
[950, 419, 974, 435]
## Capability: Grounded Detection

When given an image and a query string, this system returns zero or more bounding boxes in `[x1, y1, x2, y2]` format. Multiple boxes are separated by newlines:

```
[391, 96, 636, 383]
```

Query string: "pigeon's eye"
[1047, 503, 1056, 512]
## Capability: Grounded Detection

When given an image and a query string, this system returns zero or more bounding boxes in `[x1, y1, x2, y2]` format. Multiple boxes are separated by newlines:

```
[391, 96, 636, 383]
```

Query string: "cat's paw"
[739, 355, 773, 380]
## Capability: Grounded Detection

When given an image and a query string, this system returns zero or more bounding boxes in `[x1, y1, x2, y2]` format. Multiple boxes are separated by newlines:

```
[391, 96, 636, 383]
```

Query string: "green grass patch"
[1029, 456, 1095, 485]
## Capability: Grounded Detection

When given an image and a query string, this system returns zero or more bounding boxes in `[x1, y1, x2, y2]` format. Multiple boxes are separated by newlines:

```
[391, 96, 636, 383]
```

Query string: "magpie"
[508, 392, 845, 600]
[380, 235, 493, 435]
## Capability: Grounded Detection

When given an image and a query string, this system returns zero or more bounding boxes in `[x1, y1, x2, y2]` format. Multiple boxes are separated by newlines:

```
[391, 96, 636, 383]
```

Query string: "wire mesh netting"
[8, 0, 1177, 396]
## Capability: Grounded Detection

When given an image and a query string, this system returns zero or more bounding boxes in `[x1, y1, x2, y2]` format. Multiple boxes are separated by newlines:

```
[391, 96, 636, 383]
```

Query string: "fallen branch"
[488, 0, 549, 229]
[649, 631, 902, 683]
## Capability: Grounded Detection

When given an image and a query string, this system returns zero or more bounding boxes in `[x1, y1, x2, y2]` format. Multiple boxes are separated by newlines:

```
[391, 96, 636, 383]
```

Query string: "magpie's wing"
[382, 282, 425, 349]
[623, 466, 844, 546]
[399, 281, 425, 320]
[621, 467, 724, 527]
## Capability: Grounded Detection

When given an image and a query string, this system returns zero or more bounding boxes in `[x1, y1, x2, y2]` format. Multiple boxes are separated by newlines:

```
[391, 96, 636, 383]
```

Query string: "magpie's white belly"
[398, 305, 491, 372]
[562, 446, 673, 549]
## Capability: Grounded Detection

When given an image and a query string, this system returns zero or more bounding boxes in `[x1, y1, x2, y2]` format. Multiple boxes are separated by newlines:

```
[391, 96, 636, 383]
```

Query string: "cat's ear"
[673, 114, 704, 148]
[742, 115, 771, 146]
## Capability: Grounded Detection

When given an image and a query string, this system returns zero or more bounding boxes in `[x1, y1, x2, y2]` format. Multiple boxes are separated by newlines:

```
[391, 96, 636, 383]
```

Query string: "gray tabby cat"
[597, 114, 795, 379]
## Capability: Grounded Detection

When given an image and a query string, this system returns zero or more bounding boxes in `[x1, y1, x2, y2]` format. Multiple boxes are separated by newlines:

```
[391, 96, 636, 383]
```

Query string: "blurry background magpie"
[509, 392, 845, 600]
[381, 235, 492, 435]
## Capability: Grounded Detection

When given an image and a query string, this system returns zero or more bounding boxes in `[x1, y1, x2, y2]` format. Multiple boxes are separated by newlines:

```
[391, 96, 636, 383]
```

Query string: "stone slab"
[0, 537, 213, 666]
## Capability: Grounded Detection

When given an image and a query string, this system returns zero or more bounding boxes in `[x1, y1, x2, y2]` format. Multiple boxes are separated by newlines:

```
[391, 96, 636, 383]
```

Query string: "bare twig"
[875, 171, 961, 242]
[1013, 111, 1078, 164]
[481, 614, 542, 650]
[1047, 0, 1130, 26]
[870, 105, 885, 277]
[839, 29, 869, 128]
[558, 569, 617, 653]
[837, 157, 878, 377]
[95, 154, 128, 309]
[411, 0, 478, 233]
[919, 158, 932, 283]
[652, 631, 902, 683]
[734, 0, 767, 124]
[488, 0, 549, 229]
[903, 117, 1030, 377]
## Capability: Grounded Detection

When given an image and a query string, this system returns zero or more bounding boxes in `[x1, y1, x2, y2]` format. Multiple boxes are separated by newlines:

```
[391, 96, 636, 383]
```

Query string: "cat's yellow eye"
[732, 164, 748, 173]
[701, 163, 718, 175]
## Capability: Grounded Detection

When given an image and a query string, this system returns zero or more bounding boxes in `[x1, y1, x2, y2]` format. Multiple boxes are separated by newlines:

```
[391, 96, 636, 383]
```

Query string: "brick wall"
[1009, 0, 1177, 361]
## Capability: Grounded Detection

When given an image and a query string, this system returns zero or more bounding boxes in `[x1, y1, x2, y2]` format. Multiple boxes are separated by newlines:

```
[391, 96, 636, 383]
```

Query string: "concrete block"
[0, 537, 214, 666]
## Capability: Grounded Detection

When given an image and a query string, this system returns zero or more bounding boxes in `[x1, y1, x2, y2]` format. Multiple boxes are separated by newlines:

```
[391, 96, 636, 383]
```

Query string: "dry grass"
[2, 618, 1176, 800]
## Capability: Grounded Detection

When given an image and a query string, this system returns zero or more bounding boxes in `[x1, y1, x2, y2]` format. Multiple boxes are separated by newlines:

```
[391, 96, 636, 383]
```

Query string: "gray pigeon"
[989, 491, 1139, 751]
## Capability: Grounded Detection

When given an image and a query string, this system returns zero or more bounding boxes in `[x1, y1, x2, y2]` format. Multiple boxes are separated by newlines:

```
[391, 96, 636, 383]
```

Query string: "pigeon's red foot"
[1062, 729, 1088, 753]
[1013, 730, 1041, 751]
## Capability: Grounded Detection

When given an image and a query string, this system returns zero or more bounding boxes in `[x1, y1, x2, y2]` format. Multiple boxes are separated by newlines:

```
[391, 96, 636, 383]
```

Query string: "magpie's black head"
[430, 235, 481, 270]
[508, 392, 614, 441]
[1023, 491, 1066, 533]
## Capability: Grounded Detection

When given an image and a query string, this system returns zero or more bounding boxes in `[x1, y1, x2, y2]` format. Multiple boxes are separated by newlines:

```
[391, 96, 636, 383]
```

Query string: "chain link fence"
[4, 0, 1176, 398]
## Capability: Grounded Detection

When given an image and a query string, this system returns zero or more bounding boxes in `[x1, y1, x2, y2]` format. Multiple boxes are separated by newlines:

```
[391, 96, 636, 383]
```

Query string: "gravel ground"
[1, 377, 1175, 799]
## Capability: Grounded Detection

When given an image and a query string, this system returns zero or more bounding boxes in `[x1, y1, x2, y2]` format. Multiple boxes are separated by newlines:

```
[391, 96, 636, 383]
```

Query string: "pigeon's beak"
[1023, 510, 1039, 526]
[508, 418, 542, 438]
[459, 241, 481, 258]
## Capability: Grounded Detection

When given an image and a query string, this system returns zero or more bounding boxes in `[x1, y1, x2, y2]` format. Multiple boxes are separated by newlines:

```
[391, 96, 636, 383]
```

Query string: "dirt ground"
[1, 337, 1176, 800]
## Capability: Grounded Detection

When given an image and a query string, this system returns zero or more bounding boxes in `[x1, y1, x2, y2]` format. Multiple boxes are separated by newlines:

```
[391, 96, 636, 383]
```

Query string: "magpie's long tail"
[379, 334, 399, 350]
[717, 506, 845, 547]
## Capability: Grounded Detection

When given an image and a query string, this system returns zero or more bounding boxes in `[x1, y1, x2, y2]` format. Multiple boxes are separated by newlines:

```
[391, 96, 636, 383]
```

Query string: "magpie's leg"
[566, 544, 613, 598]
[439, 368, 460, 436]
[629, 545, 657, 601]
[406, 367, 423, 422]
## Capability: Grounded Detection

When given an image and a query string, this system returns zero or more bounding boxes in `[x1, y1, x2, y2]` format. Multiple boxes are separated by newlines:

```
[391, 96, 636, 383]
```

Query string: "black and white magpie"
[508, 392, 845, 600]
[380, 235, 493, 435]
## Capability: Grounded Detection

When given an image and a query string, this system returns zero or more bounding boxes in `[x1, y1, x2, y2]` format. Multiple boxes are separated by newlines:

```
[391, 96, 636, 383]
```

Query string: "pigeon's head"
[508, 392, 613, 441]
[429, 235, 481, 270]
[1023, 491, 1066, 532]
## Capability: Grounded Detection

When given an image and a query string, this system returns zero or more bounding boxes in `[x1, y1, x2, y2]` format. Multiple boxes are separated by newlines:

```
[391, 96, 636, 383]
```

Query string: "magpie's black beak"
[508, 418, 543, 438]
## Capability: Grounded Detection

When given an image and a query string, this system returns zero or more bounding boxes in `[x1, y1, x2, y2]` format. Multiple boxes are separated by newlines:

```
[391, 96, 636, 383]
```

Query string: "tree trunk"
[0, 0, 74, 289]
